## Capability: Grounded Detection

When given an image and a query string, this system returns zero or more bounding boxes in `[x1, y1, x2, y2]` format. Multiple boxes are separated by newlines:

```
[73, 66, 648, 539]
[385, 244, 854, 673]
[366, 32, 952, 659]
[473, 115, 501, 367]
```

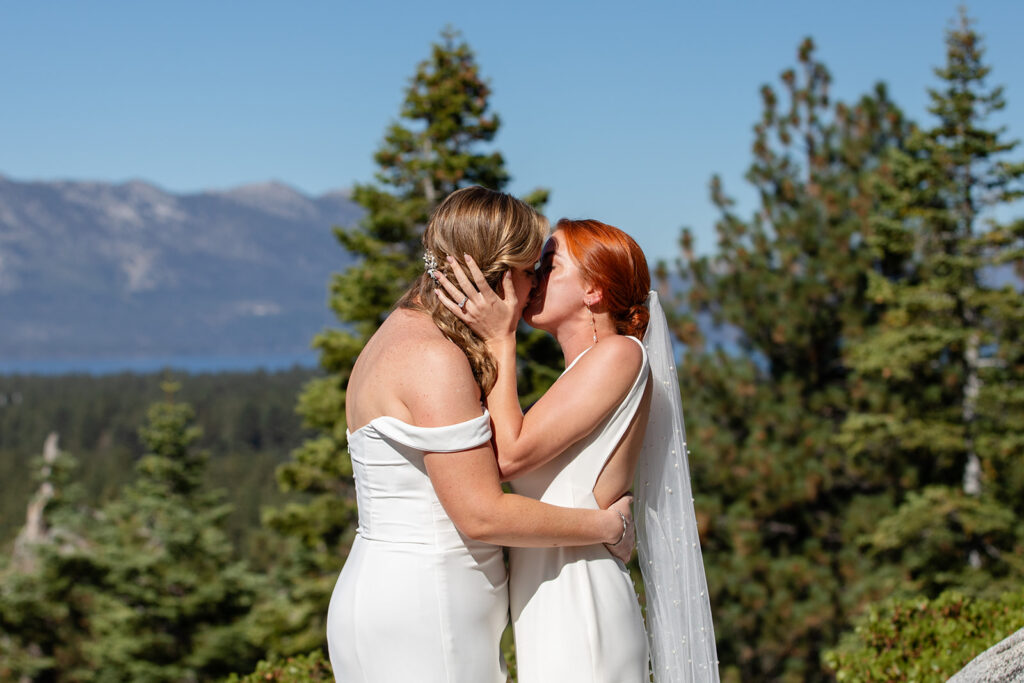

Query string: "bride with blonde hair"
[326, 187, 635, 682]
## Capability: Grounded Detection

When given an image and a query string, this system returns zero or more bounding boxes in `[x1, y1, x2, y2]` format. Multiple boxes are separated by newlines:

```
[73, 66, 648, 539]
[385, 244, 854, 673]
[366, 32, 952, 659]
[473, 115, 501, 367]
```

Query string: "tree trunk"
[421, 138, 436, 205]
[963, 331, 983, 568]
[12, 432, 60, 572]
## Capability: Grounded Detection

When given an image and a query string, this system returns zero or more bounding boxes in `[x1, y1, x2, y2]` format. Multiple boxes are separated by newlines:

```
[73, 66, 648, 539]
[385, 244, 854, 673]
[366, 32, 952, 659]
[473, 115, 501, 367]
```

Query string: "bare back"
[593, 379, 653, 509]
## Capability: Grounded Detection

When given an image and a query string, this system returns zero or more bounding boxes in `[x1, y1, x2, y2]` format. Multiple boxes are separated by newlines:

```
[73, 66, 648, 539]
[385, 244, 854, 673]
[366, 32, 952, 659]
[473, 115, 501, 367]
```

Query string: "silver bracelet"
[611, 510, 628, 545]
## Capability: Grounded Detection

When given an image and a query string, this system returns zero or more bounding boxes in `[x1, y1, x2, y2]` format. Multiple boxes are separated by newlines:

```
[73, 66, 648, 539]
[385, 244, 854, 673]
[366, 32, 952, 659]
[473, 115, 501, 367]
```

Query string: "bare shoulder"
[385, 311, 483, 426]
[385, 310, 468, 369]
[411, 336, 477, 389]
[579, 335, 644, 375]
[598, 334, 644, 357]
[552, 334, 645, 403]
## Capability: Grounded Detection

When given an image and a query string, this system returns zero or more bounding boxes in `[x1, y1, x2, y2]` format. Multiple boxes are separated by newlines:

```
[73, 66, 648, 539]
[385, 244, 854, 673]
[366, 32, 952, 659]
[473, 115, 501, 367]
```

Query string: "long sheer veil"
[635, 290, 719, 681]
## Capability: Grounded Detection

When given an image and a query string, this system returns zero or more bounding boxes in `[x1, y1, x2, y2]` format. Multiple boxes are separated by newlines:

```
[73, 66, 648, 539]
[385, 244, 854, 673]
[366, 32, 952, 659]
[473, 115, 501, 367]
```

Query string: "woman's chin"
[522, 308, 546, 332]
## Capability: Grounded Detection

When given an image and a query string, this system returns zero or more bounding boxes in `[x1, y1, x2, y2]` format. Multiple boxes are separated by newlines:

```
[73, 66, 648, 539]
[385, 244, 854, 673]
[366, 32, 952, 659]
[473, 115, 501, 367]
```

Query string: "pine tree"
[840, 9, 1024, 597]
[83, 383, 262, 681]
[258, 27, 549, 656]
[674, 39, 912, 680]
[0, 434, 97, 681]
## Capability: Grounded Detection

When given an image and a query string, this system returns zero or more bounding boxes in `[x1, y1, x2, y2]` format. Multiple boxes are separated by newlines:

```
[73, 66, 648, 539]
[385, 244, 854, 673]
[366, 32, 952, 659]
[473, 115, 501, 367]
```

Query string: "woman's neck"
[554, 314, 618, 366]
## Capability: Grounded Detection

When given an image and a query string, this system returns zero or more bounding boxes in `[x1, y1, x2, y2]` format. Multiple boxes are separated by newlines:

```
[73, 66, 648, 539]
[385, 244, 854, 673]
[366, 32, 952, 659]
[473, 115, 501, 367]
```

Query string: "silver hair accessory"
[423, 249, 440, 283]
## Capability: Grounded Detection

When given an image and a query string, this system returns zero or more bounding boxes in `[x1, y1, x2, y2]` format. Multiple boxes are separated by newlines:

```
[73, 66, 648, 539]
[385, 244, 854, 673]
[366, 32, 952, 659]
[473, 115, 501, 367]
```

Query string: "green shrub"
[225, 650, 333, 682]
[824, 587, 1024, 682]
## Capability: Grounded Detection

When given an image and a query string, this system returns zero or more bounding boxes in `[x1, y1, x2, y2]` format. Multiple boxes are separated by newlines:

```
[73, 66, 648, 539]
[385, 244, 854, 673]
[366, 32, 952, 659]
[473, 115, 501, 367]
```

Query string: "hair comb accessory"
[423, 249, 440, 283]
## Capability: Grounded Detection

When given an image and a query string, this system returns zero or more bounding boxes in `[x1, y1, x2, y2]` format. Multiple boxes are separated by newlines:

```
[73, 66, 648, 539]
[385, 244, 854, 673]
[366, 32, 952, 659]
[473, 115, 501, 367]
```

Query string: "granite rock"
[948, 627, 1024, 682]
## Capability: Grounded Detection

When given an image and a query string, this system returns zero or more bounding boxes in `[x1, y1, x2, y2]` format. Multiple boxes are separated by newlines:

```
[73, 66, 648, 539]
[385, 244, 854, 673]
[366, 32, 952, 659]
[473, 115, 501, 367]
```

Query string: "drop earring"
[587, 302, 597, 343]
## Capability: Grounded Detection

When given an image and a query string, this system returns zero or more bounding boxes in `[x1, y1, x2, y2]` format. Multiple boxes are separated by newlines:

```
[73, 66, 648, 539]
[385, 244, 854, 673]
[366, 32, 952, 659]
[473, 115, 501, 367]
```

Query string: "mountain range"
[5, 173, 1013, 367]
[0, 175, 363, 362]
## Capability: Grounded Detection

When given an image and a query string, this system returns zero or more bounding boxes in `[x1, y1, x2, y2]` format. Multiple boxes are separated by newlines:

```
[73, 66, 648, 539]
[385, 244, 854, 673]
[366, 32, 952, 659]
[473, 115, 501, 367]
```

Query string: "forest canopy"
[1, 10, 1021, 683]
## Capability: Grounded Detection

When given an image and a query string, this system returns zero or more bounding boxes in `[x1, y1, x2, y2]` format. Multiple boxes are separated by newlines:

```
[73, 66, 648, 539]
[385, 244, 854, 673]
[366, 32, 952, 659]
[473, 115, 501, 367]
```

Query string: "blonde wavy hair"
[398, 186, 548, 393]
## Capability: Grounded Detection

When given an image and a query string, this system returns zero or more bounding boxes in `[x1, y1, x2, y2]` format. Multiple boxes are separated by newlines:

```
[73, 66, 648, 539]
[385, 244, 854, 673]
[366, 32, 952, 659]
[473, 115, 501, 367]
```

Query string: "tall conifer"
[674, 40, 911, 680]
[0, 435, 95, 681]
[84, 385, 261, 680]
[259, 28, 548, 655]
[840, 9, 1024, 596]
[2, 389, 261, 681]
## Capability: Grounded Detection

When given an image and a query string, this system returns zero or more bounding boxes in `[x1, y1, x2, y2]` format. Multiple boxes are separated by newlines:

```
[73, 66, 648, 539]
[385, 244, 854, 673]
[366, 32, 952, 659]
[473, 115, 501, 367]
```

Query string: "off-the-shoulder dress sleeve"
[350, 410, 492, 453]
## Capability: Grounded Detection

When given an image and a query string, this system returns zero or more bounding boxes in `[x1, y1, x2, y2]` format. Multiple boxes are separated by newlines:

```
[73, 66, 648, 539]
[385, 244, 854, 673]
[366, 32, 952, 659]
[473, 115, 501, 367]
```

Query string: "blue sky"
[2, 0, 1022, 261]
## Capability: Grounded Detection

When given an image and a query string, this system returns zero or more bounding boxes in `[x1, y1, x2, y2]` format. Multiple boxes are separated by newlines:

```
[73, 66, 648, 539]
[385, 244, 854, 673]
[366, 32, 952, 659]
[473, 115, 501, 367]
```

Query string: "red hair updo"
[556, 218, 651, 338]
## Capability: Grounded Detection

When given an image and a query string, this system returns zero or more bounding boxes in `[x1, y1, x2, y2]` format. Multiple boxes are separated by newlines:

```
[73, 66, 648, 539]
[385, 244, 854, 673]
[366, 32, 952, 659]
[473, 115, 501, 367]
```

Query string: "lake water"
[0, 351, 320, 376]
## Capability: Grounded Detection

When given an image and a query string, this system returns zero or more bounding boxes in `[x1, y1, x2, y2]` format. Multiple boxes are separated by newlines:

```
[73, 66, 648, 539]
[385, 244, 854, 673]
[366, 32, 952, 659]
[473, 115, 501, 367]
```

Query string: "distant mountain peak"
[222, 179, 305, 199]
[0, 173, 364, 360]
[217, 180, 324, 220]
[120, 177, 168, 193]
[317, 187, 354, 201]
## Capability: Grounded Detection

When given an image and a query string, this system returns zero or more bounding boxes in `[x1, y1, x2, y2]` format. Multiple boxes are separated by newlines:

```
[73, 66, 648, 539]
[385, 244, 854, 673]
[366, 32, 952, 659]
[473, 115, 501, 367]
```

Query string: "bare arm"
[485, 336, 643, 480]
[433, 261, 643, 480]
[425, 440, 631, 549]
[409, 340, 631, 553]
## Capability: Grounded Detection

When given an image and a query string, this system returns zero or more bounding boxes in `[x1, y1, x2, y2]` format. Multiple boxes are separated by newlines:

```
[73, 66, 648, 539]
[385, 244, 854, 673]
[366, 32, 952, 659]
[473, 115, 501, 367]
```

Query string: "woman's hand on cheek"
[433, 256, 518, 345]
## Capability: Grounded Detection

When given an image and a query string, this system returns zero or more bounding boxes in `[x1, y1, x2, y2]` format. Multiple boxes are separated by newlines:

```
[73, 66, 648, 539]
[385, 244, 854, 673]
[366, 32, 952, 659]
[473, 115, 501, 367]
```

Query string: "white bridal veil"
[635, 290, 719, 682]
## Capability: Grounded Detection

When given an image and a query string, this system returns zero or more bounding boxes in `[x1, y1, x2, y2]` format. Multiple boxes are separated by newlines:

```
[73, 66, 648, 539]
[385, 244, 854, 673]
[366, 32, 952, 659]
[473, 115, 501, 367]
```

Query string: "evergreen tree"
[674, 39, 912, 680]
[83, 383, 262, 681]
[839, 9, 1024, 597]
[259, 28, 549, 655]
[1, 388, 260, 681]
[0, 434, 97, 681]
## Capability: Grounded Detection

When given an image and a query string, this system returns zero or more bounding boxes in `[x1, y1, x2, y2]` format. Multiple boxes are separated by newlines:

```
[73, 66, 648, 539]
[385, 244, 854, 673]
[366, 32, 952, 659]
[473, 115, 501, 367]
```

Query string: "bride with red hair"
[326, 191, 637, 683]
[436, 218, 718, 682]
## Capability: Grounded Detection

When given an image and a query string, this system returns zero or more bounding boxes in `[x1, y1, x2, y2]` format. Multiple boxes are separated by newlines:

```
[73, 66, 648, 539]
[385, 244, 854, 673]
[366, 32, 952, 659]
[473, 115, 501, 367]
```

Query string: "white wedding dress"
[509, 335, 651, 683]
[326, 411, 508, 683]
